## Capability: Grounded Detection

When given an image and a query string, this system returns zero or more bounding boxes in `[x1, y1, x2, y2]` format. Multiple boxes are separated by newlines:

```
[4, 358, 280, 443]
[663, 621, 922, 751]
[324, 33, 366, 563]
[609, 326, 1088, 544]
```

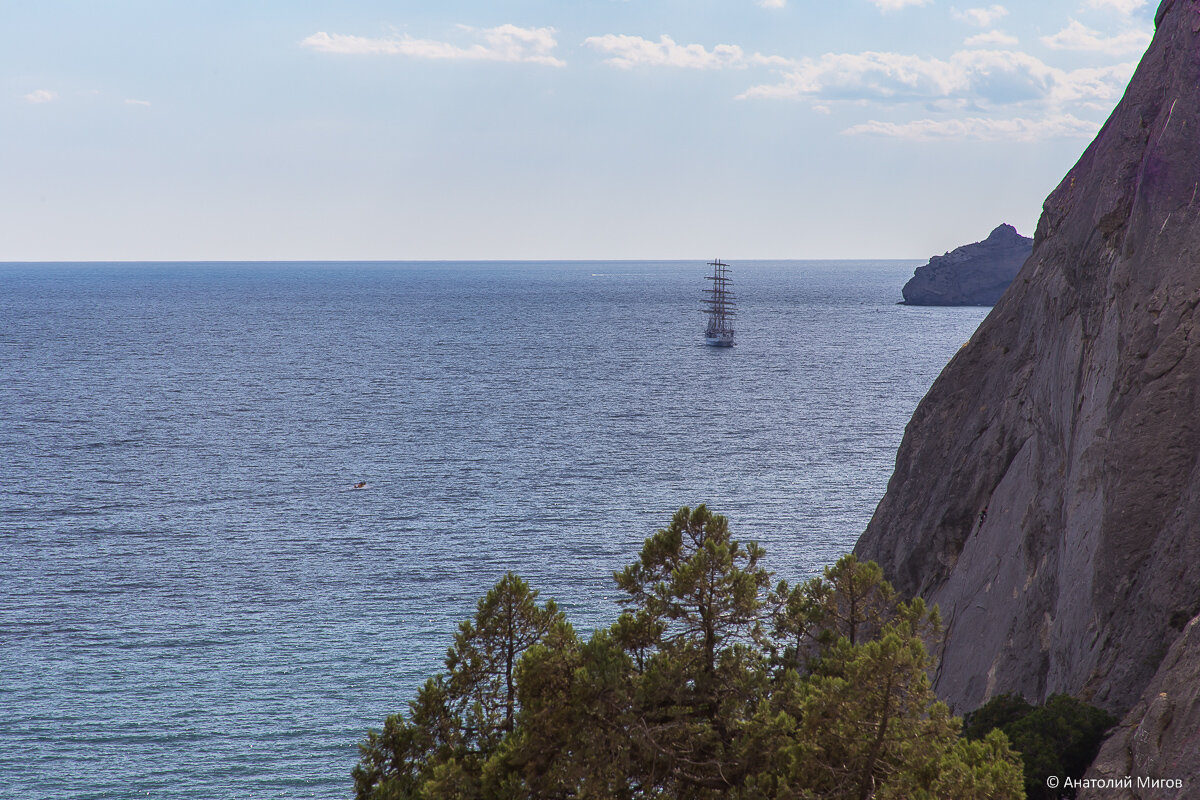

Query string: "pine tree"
[352, 509, 1024, 800]
[353, 572, 564, 800]
[612, 505, 772, 796]
[769, 553, 899, 673]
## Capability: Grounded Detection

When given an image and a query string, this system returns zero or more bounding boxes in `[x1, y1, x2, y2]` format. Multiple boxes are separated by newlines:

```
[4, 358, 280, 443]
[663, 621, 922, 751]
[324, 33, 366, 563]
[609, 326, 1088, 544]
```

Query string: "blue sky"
[2, 0, 1156, 260]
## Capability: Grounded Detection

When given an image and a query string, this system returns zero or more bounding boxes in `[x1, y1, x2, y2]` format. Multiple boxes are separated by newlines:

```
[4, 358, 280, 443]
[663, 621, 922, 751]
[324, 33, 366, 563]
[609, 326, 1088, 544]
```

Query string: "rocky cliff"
[856, 0, 1200, 792]
[1085, 616, 1200, 798]
[901, 224, 1033, 306]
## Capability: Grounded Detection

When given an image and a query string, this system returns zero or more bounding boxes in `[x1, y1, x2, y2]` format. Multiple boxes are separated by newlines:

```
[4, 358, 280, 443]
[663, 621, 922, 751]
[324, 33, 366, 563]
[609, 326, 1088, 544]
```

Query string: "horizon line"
[0, 256, 927, 265]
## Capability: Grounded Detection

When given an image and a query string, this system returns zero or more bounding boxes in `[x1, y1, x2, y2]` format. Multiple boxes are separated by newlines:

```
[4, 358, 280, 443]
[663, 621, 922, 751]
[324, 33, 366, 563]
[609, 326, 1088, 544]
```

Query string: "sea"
[0, 260, 988, 799]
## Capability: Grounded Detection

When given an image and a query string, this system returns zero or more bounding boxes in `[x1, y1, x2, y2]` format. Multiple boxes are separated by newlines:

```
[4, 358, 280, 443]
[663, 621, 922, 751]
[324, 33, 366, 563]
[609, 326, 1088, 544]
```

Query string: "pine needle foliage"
[354, 507, 1023, 800]
[963, 693, 1116, 800]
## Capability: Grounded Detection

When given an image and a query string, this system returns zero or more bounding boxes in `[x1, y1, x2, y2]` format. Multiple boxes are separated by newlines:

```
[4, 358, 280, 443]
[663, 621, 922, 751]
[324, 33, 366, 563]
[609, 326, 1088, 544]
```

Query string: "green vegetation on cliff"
[354, 506, 1023, 799]
[964, 693, 1116, 800]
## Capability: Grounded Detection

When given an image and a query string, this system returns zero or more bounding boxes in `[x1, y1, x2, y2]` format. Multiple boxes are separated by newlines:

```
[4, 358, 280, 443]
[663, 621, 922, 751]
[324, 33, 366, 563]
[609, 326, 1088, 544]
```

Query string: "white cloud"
[1085, 0, 1147, 14]
[302, 24, 566, 67]
[741, 52, 961, 100]
[739, 48, 1134, 110]
[952, 5, 1009, 26]
[124, 99, 152, 107]
[1041, 20, 1151, 55]
[758, 0, 786, 7]
[964, 30, 1018, 47]
[23, 89, 57, 104]
[870, 0, 933, 10]
[584, 34, 759, 69]
[1045, 61, 1137, 107]
[844, 113, 1100, 141]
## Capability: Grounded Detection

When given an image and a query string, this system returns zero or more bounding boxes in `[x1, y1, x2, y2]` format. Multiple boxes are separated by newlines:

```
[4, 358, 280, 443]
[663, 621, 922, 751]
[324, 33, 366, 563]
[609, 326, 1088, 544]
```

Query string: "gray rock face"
[856, 0, 1200, 735]
[901, 224, 1033, 306]
[1081, 614, 1200, 799]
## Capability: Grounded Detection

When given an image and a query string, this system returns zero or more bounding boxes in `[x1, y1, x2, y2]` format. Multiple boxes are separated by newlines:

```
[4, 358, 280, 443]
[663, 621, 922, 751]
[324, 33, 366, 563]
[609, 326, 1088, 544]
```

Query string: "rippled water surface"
[0, 261, 987, 798]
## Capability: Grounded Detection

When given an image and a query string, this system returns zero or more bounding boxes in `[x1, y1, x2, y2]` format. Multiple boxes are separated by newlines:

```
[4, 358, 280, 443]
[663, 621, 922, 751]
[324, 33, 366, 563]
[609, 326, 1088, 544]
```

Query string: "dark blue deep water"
[0, 261, 988, 799]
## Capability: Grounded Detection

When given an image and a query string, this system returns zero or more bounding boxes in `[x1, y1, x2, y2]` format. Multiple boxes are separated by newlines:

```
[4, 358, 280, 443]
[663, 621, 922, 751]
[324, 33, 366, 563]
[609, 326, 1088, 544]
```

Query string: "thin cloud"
[965, 30, 1018, 47]
[23, 89, 57, 104]
[738, 48, 1134, 110]
[302, 24, 566, 67]
[870, 0, 933, 10]
[1049, 61, 1138, 106]
[844, 113, 1100, 141]
[952, 5, 1009, 26]
[758, 0, 787, 7]
[124, 98, 152, 107]
[1041, 20, 1151, 55]
[584, 34, 778, 69]
[1085, 0, 1147, 14]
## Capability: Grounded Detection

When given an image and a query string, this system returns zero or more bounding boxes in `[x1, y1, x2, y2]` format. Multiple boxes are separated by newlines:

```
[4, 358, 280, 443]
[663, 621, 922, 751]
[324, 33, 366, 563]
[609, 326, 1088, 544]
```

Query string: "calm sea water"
[0, 261, 987, 799]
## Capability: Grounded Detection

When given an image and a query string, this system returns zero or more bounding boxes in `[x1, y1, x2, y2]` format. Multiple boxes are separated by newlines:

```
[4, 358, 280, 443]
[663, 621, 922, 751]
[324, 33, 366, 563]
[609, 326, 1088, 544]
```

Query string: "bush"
[964, 692, 1117, 799]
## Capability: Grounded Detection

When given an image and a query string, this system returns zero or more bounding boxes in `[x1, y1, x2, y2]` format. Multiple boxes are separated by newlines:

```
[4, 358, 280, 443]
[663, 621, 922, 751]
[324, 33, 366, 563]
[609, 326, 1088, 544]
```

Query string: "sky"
[1, 0, 1158, 261]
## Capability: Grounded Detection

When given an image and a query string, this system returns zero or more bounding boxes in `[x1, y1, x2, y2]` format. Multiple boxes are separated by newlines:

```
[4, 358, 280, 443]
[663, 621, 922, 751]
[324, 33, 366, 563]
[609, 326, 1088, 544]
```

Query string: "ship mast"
[703, 259, 736, 337]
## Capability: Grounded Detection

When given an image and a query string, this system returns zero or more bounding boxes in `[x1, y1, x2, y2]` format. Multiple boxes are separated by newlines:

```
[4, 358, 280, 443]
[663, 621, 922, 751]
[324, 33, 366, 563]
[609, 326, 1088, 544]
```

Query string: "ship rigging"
[703, 259, 736, 347]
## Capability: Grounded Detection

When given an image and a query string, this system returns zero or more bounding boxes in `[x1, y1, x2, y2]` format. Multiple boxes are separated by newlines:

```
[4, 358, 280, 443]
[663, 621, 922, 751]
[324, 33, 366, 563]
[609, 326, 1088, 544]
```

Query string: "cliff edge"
[901, 224, 1033, 306]
[856, 0, 1200, 791]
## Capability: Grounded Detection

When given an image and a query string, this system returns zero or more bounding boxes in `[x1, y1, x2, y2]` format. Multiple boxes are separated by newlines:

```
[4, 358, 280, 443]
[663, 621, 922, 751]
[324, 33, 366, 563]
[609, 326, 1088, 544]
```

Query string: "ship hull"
[705, 333, 734, 347]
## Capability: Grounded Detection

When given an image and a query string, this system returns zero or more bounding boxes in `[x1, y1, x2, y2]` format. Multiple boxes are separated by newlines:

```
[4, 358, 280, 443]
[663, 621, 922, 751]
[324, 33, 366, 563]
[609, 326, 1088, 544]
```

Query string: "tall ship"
[703, 259, 736, 347]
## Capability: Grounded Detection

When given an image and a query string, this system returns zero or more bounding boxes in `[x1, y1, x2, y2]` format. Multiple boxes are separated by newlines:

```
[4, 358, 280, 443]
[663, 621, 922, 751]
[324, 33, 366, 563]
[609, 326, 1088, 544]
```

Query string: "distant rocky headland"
[859, 0, 1200, 794]
[900, 224, 1032, 306]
